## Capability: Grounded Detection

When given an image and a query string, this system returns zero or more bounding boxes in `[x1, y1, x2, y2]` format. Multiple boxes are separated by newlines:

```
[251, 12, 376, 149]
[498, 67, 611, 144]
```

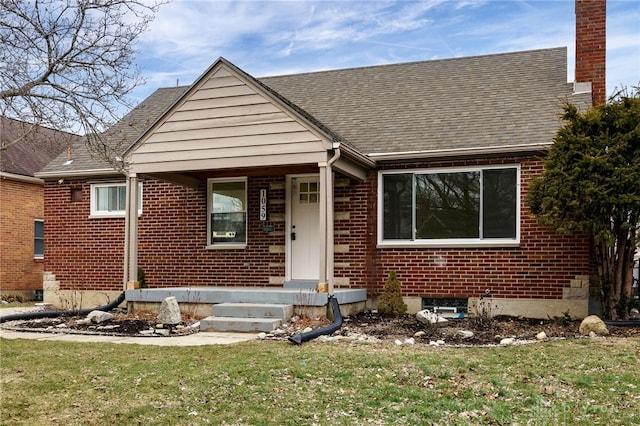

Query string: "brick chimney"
[575, 0, 606, 105]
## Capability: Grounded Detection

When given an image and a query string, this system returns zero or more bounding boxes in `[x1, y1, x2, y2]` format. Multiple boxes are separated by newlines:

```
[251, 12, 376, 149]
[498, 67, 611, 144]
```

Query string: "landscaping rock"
[157, 296, 181, 325]
[416, 309, 448, 325]
[579, 315, 609, 336]
[500, 337, 515, 346]
[457, 330, 474, 339]
[87, 310, 114, 324]
[536, 331, 547, 340]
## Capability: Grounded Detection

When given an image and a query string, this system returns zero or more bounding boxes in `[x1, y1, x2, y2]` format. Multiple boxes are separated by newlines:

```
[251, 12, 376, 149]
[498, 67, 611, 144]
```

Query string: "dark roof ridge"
[259, 46, 567, 79]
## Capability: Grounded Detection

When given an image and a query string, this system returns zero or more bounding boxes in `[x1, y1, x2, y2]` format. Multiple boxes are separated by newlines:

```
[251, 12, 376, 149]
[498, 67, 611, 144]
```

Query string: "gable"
[128, 64, 333, 174]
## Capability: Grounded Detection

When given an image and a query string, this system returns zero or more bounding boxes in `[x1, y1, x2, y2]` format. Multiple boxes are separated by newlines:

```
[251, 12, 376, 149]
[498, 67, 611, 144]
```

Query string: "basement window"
[422, 297, 468, 317]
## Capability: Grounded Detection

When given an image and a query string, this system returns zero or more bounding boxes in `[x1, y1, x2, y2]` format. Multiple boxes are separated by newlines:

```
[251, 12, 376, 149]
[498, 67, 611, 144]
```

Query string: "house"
[0, 117, 74, 300]
[36, 1, 605, 320]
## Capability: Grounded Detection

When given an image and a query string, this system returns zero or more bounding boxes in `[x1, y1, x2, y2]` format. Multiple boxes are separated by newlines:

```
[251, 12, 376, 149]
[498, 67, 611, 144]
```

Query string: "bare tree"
[0, 0, 163, 163]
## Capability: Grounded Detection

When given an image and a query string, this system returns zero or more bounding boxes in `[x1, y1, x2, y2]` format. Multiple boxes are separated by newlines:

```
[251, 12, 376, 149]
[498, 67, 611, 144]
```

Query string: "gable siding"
[129, 68, 330, 173]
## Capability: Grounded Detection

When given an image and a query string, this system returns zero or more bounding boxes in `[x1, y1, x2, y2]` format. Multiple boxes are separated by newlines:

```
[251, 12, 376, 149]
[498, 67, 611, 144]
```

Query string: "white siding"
[129, 66, 330, 173]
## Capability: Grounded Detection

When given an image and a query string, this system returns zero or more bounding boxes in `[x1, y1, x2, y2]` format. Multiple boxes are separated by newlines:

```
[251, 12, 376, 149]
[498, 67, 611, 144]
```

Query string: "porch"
[125, 286, 367, 333]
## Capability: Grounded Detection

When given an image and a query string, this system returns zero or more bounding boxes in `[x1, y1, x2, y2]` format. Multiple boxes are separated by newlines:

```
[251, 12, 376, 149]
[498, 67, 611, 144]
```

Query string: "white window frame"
[377, 165, 520, 248]
[207, 177, 248, 249]
[34, 219, 44, 259]
[90, 182, 142, 218]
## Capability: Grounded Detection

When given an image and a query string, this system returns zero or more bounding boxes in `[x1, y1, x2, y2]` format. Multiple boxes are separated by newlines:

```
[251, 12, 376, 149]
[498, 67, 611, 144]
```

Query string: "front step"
[200, 316, 281, 333]
[200, 302, 294, 333]
[212, 303, 293, 320]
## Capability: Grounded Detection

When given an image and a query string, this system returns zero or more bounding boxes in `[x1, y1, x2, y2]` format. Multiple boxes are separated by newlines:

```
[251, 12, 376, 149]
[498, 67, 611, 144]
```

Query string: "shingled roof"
[39, 47, 590, 177]
[0, 117, 77, 178]
[39, 86, 189, 177]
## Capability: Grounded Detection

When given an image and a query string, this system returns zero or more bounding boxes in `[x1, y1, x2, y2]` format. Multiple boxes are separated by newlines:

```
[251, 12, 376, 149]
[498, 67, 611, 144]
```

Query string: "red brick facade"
[44, 154, 591, 301]
[0, 178, 45, 294]
[575, 0, 606, 105]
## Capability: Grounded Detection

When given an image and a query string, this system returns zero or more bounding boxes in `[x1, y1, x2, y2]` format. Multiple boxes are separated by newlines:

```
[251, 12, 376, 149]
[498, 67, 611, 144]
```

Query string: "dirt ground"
[4, 309, 640, 345]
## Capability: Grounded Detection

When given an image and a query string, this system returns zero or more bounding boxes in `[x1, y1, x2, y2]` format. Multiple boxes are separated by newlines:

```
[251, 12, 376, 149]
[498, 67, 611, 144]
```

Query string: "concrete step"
[212, 303, 293, 321]
[284, 280, 318, 290]
[200, 316, 281, 333]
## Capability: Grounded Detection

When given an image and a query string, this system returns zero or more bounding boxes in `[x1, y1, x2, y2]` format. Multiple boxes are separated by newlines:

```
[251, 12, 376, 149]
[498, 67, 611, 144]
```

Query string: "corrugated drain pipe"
[288, 294, 343, 345]
[0, 292, 126, 324]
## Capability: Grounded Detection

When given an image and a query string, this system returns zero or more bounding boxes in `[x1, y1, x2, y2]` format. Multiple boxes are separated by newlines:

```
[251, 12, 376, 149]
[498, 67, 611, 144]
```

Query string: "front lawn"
[1, 338, 639, 425]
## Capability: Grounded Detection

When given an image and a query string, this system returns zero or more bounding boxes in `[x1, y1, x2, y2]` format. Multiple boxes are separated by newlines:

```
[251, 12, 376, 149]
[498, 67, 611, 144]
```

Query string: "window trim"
[377, 165, 520, 248]
[34, 219, 44, 259]
[89, 182, 142, 218]
[206, 177, 248, 249]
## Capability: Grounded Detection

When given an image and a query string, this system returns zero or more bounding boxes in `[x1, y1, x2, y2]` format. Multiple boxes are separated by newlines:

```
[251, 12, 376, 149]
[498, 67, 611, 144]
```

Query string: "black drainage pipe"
[0, 292, 126, 324]
[604, 320, 640, 327]
[288, 294, 343, 345]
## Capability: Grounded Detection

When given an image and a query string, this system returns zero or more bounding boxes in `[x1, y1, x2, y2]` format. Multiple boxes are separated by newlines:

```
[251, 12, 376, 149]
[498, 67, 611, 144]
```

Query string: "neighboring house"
[0, 117, 73, 300]
[37, 1, 605, 318]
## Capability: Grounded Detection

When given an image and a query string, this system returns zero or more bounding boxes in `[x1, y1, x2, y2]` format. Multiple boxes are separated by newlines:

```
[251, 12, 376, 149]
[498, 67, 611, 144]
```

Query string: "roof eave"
[35, 168, 120, 180]
[367, 143, 552, 161]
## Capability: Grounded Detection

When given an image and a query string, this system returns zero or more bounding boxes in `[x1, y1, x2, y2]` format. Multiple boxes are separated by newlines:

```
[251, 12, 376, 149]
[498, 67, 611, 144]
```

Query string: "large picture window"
[380, 166, 519, 246]
[208, 178, 247, 247]
[90, 182, 142, 217]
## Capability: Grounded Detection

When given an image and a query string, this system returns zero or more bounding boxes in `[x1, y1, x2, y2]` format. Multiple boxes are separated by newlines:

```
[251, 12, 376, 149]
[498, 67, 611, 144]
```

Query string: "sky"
[130, 0, 639, 106]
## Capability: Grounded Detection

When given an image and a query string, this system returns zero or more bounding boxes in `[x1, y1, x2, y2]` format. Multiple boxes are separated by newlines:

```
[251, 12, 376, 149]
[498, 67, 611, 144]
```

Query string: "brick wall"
[332, 155, 591, 300]
[44, 155, 591, 300]
[0, 178, 44, 293]
[575, 0, 606, 105]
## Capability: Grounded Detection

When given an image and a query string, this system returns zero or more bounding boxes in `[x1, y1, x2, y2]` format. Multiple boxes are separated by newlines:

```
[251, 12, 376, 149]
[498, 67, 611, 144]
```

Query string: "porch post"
[125, 174, 139, 288]
[318, 165, 328, 285]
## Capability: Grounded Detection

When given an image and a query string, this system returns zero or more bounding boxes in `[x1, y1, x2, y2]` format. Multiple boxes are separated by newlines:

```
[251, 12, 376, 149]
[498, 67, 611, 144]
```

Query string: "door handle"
[291, 232, 296, 241]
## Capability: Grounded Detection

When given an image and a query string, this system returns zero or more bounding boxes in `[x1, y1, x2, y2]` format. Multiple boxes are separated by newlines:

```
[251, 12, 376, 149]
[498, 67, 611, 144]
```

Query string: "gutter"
[0, 171, 43, 185]
[35, 168, 119, 180]
[367, 142, 551, 161]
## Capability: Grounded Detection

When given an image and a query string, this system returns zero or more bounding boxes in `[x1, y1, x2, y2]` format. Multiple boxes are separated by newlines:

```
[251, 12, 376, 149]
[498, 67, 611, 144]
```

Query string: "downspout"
[288, 144, 342, 345]
[326, 144, 341, 296]
[0, 292, 126, 324]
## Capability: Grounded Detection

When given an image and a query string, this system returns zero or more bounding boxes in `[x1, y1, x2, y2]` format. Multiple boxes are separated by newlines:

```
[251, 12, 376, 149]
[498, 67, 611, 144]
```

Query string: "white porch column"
[318, 165, 328, 285]
[124, 174, 139, 288]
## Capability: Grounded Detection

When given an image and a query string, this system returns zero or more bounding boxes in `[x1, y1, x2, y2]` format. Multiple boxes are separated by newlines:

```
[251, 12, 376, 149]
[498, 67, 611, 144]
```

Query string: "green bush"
[378, 271, 407, 317]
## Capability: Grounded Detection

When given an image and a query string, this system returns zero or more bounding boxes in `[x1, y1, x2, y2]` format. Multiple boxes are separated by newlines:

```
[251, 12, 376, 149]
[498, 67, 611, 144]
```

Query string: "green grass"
[1, 338, 639, 425]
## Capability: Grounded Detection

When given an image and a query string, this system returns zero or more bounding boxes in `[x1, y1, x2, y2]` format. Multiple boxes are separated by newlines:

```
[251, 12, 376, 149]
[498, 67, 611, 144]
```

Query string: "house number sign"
[259, 189, 267, 221]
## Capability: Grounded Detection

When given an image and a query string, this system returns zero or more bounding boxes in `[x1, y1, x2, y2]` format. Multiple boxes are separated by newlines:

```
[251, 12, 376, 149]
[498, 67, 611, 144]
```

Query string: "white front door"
[289, 175, 320, 281]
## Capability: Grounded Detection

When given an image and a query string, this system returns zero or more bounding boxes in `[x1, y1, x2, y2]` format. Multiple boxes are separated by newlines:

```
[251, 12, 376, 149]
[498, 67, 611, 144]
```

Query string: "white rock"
[271, 328, 286, 336]
[55, 323, 68, 328]
[536, 331, 547, 340]
[429, 340, 439, 346]
[436, 339, 445, 345]
[416, 309, 448, 325]
[157, 296, 182, 325]
[76, 318, 91, 326]
[154, 328, 170, 336]
[457, 330, 474, 339]
[579, 315, 609, 336]
[257, 332, 267, 340]
[87, 310, 114, 324]
[414, 331, 426, 337]
[500, 338, 515, 346]
[404, 338, 415, 345]
[394, 339, 403, 346]
[302, 327, 313, 333]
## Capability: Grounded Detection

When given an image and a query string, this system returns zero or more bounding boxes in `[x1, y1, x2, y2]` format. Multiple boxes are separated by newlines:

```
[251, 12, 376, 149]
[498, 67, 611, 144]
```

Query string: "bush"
[378, 271, 407, 317]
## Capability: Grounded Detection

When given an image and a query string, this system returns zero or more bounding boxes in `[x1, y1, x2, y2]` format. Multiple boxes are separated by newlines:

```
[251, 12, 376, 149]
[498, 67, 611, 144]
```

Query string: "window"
[34, 220, 44, 258]
[379, 166, 519, 246]
[90, 182, 142, 217]
[208, 178, 247, 247]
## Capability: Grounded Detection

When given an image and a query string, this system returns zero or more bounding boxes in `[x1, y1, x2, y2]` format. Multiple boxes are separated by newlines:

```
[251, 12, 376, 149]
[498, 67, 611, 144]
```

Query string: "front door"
[289, 175, 320, 281]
